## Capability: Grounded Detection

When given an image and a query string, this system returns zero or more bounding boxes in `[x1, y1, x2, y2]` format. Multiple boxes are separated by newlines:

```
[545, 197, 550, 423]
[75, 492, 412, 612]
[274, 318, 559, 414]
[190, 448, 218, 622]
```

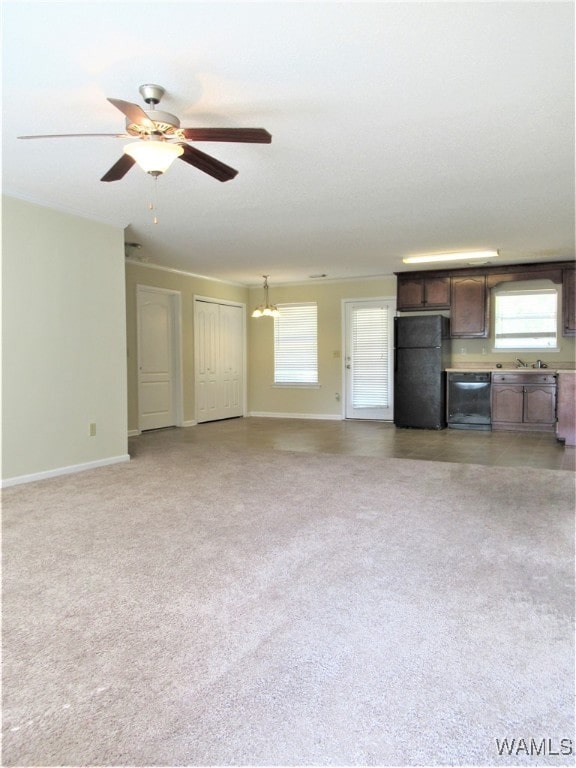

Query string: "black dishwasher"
[447, 372, 491, 430]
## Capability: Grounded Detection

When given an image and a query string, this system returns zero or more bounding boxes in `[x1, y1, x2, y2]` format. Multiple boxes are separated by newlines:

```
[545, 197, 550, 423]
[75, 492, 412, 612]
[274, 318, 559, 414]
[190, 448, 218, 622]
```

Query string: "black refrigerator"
[394, 315, 451, 429]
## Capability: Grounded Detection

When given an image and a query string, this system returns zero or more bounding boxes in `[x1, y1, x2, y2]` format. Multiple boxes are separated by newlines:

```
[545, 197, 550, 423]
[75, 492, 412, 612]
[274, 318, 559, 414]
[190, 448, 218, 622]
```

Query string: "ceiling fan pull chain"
[149, 176, 159, 224]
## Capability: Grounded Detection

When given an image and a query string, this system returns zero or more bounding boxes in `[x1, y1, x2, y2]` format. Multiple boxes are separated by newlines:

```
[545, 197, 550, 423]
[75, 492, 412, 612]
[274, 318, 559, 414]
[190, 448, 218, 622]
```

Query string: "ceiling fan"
[18, 84, 272, 183]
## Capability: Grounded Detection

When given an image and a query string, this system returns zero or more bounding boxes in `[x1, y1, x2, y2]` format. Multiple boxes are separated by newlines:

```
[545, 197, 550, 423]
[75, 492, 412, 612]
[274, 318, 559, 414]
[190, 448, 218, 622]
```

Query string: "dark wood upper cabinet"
[396, 277, 424, 309]
[425, 277, 451, 308]
[450, 275, 488, 338]
[396, 275, 450, 310]
[395, 261, 575, 338]
[562, 268, 576, 336]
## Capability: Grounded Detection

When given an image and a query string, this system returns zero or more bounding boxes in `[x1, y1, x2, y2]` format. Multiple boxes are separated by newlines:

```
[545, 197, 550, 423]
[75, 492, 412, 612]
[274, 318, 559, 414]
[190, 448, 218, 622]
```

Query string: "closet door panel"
[195, 300, 244, 422]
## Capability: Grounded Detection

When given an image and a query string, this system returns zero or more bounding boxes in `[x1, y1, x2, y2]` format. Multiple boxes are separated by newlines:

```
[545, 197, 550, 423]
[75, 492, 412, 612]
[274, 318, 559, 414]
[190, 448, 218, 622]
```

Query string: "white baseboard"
[1, 454, 131, 488]
[129, 422, 196, 437]
[248, 412, 344, 421]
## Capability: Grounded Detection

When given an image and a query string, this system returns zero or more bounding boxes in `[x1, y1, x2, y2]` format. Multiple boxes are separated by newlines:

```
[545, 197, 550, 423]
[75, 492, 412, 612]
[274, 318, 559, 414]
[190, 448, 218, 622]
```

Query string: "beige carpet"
[2, 433, 575, 766]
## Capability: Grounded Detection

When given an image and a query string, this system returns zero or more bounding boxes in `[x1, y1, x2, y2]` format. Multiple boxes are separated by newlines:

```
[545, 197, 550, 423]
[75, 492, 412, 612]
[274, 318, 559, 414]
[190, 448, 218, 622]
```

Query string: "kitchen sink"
[495, 367, 555, 372]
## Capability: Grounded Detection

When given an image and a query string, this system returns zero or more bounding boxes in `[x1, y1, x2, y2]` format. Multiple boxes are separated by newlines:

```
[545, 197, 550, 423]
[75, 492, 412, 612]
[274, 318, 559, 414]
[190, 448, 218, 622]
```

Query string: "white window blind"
[274, 303, 318, 384]
[351, 305, 390, 408]
[494, 289, 558, 349]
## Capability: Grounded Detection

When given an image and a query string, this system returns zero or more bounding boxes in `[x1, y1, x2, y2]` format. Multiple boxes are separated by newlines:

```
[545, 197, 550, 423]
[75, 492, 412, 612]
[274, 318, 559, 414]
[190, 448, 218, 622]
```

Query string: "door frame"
[136, 285, 183, 432]
[193, 295, 248, 421]
[341, 296, 396, 420]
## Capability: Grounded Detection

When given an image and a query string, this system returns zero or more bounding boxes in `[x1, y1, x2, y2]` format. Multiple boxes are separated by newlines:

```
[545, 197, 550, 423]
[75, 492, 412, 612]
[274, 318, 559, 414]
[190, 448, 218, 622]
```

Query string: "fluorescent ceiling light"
[402, 250, 499, 264]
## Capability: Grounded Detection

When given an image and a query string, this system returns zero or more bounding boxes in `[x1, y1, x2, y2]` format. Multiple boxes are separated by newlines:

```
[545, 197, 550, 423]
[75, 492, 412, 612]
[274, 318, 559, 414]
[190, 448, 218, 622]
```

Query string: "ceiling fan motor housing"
[126, 110, 181, 137]
[127, 84, 182, 137]
[139, 84, 166, 105]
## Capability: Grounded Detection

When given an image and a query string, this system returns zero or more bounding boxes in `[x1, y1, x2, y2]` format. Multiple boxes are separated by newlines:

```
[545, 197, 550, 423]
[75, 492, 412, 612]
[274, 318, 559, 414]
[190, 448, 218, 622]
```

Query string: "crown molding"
[124, 258, 247, 287]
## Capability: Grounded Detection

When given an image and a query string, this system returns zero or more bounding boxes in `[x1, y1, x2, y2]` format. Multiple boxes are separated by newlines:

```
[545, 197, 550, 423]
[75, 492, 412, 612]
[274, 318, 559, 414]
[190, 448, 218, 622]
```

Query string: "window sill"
[492, 347, 561, 353]
[272, 383, 321, 389]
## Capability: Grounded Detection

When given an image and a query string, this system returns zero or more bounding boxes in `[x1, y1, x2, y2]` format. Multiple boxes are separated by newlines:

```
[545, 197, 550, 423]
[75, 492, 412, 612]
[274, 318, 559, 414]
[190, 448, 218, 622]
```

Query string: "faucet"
[515, 358, 529, 368]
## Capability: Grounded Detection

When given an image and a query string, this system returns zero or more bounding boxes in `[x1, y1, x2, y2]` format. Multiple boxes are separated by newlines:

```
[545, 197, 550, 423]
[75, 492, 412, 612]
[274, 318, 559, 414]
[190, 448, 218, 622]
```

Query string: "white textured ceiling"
[2, 1, 574, 285]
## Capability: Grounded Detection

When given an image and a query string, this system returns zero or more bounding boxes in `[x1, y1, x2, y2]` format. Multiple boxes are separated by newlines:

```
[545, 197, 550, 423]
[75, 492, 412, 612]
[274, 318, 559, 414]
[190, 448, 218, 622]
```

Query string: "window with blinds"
[274, 303, 318, 384]
[494, 289, 558, 349]
[351, 305, 390, 408]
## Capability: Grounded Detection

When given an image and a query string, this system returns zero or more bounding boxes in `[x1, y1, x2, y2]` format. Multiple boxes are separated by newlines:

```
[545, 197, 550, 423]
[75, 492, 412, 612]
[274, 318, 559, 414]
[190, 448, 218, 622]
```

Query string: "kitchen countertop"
[445, 367, 560, 373]
[444, 365, 576, 373]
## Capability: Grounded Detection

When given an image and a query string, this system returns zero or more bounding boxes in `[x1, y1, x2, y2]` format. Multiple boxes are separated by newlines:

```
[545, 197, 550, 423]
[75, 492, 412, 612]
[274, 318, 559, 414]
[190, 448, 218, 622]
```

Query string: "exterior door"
[195, 299, 244, 423]
[344, 299, 395, 420]
[137, 286, 181, 431]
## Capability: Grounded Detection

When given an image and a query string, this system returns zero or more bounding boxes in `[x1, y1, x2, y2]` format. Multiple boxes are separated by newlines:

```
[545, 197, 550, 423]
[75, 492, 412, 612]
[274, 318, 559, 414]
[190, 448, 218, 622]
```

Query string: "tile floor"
[137, 417, 576, 471]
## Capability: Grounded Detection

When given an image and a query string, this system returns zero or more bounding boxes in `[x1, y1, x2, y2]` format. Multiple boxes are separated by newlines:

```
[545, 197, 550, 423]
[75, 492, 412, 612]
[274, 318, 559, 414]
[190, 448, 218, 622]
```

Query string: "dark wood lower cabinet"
[556, 372, 576, 446]
[491, 373, 557, 432]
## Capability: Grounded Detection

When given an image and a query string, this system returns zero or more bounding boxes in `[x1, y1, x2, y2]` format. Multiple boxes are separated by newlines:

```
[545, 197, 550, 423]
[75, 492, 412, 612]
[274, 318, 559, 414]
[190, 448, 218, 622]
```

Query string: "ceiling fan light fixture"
[124, 140, 183, 175]
[252, 275, 280, 318]
[402, 250, 499, 264]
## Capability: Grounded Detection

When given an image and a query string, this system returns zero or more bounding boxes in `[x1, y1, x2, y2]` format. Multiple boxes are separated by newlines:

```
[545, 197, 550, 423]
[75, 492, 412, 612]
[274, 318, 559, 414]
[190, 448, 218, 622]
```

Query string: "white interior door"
[195, 299, 244, 423]
[344, 299, 395, 420]
[137, 287, 181, 431]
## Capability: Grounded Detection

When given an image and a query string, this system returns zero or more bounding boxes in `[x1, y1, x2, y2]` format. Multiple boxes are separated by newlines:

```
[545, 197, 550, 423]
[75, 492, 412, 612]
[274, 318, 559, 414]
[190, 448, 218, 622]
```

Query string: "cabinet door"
[424, 277, 451, 308]
[562, 269, 575, 336]
[524, 385, 556, 424]
[556, 373, 576, 445]
[397, 278, 424, 310]
[450, 275, 488, 337]
[491, 385, 523, 423]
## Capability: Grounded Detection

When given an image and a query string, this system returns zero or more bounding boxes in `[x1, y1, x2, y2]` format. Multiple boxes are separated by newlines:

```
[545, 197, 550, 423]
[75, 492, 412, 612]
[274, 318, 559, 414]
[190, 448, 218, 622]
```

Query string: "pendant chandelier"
[251, 275, 279, 318]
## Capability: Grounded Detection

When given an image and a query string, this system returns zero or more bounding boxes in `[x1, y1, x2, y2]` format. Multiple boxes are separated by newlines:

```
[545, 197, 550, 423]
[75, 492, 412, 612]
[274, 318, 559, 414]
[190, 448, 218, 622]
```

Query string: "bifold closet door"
[195, 300, 244, 423]
[219, 303, 243, 418]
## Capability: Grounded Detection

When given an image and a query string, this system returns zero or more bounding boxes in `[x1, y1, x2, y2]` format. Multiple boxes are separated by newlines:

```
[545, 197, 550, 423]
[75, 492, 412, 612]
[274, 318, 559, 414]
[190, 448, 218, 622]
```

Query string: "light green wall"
[125, 262, 248, 432]
[248, 278, 397, 416]
[2, 196, 128, 482]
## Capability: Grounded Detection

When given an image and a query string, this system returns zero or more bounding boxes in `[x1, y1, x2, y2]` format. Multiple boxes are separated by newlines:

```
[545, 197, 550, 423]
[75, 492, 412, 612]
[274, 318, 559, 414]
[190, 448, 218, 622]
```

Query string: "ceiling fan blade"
[101, 154, 136, 182]
[181, 127, 272, 143]
[18, 133, 130, 139]
[107, 98, 156, 130]
[178, 144, 238, 182]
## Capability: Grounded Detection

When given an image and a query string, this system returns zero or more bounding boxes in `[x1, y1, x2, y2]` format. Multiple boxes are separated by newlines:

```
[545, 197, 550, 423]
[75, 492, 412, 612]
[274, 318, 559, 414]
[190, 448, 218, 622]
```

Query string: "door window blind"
[351, 305, 390, 408]
[274, 303, 318, 384]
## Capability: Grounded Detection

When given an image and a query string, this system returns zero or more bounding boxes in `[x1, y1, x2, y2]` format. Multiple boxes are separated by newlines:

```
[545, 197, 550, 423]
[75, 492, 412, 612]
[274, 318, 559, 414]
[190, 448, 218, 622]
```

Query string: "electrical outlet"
[89, 423, 97, 437]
